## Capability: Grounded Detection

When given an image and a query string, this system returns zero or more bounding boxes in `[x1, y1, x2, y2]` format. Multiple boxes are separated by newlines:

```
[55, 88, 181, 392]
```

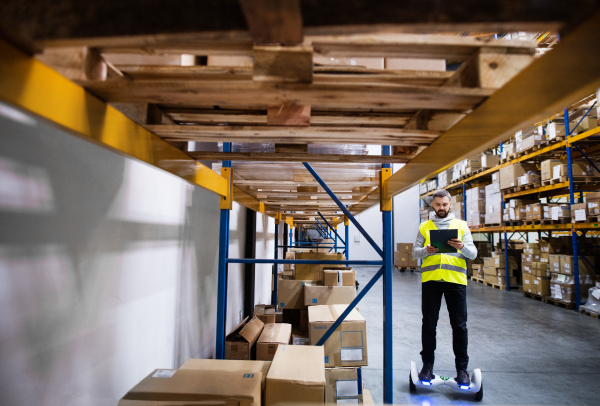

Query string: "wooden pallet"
[579, 308, 599, 319]
[483, 223, 502, 227]
[470, 276, 520, 291]
[523, 291, 548, 302]
[395, 266, 415, 272]
[545, 297, 576, 310]
[503, 221, 521, 226]
[523, 220, 542, 225]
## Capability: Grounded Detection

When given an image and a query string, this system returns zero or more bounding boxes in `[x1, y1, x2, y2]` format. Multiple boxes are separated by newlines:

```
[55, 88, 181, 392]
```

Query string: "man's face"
[432, 196, 452, 218]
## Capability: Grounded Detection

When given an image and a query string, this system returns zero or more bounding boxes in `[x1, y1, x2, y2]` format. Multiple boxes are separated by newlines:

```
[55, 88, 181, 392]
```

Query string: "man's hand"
[426, 245, 439, 254]
[448, 238, 464, 250]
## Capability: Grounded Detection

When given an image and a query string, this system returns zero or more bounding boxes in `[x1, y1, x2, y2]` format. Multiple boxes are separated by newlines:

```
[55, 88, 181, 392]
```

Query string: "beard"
[436, 208, 449, 218]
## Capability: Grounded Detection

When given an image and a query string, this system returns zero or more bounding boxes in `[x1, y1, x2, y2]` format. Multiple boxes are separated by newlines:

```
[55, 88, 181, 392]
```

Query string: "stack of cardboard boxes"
[521, 243, 551, 296]
[549, 254, 597, 303]
[394, 243, 419, 270]
[499, 163, 537, 190]
[481, 251, 518, 286]
[450, 194, 464, 220]
[466, 185, 487, 227]
[118, 349, 375, 406]
[278, 250, 373, 404]
[484, 173, 502, 225]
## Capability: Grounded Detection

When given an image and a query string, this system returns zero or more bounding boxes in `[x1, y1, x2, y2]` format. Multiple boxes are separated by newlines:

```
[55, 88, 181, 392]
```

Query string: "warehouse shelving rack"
[419, 112, 600, 309]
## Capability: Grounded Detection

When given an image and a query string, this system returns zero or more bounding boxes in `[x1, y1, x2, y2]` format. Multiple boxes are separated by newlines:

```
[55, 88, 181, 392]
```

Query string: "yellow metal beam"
[380, 168, 392, 212]
[0, 39, 227, 197]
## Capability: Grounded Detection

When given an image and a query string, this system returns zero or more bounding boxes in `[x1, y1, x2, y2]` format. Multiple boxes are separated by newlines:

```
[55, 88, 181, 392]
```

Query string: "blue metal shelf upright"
[214, 147, 395, 403]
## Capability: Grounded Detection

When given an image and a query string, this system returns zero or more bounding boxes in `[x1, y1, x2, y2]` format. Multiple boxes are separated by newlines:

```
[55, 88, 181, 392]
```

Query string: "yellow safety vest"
[419, 218, 469, 285]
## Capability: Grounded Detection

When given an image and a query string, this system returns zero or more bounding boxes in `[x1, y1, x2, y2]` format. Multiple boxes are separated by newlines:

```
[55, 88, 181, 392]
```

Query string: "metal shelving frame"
[214, 151, 395, 403]
[419, 118, 600, 307]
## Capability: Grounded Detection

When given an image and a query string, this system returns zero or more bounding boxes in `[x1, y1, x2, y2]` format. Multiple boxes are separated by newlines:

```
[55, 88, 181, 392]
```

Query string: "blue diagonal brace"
[315, 220, 329, 238]
[572, 143, 600, 175]
[569, 101, 596, 135]
[318, 212, 346, 245]
[303, 162, 383, 257]
[316, 267, 383, 346]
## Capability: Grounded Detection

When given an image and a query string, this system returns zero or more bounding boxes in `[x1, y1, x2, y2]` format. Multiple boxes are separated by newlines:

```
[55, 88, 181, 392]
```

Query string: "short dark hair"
[432, 189, 451, 200]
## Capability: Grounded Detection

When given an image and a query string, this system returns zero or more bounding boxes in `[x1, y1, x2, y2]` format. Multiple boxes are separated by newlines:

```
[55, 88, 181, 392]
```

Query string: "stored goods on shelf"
[323, 270, 356, 286]
[256, 323, 292, 361]
[481, 154, 500, 168]
[295, 252, 345, 281]
[308, 305, 368, 367]
[255, 304, 277, 324]
[225, 316, 264, 360]
[587, 192, 600, 215]
[499, 163, 537, 190]
[265, 345, 325, 406]
[118, 368, 263, 406]
[304, 285, 356, 306]
[325, 367, 364, 404]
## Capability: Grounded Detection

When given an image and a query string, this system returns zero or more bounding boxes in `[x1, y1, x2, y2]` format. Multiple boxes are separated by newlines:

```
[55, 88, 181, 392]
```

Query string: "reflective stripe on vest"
[419, 218, 469, 285]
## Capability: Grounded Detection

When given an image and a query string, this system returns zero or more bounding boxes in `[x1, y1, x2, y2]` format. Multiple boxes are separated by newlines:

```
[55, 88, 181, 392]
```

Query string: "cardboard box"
[257, 323, 292, 361]
[571, 203, 588, 222]
[523, 273, 533, 293]
[295, 252, 344, 281]
[278, 279, 313, 309]
[481, 154, 500, 168]
[484, 274, 499, 284]
[265, 345, 325, 406]
[304, 285, 356, 306]
[560, 255, 596, 276]
[533, 276, 551, 296]
[179, 359, 271, 390]
[496, 275, 517, 286]
[587, 191, 600, 215]
[551, 205, 571, 220]
[119, 369, 262, 406]
[226, 316, 264, 360]
[540, 159, 564, 181]
[291, 327, 310, 345]
[396, 243, 413, 252]
[499, 163, 536, 190]
[325, 367, 364, 404]
[255, 304, 276, 324]
[309, 305, 368, 367]
[324, 269, 356, 286]
[549, 254, 561, 273]
[483, 257, 496, 268]
[532, 262, 550, 277]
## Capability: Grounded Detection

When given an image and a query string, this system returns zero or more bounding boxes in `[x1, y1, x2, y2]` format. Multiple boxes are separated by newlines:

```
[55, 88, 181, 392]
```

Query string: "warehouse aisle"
[355, 266, 600, 405]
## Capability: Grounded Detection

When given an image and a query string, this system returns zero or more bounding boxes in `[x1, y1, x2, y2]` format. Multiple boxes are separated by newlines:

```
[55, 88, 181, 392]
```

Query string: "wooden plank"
[146, 125, 440, 146]
[379, 10, 600, 205]
[239, 0, 303, 45]
[308, 34, 536, 60]
[267, 104, 311, 126]
[189, 151, 410, 164]
[445, 49, 534, 89]
[274, 144, 308, 153]
[253, 45, 313, 83]
[79, 80, 493, 111]
[36, 46, 107, 81]
[164, 108, 412, 127]
[118, 64, 452, 86]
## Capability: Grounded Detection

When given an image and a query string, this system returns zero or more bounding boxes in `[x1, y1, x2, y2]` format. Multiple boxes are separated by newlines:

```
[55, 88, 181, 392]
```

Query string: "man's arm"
[412, 230, 430, 259]
[458, 228, 478, 260]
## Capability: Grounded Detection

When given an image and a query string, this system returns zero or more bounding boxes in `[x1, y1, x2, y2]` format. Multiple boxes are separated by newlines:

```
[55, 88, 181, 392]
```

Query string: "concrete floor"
[355, 266, 600, 405]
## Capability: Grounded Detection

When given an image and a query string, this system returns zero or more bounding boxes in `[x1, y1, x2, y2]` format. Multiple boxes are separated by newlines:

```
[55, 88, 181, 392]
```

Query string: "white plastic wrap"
[580, 287, 600, 314]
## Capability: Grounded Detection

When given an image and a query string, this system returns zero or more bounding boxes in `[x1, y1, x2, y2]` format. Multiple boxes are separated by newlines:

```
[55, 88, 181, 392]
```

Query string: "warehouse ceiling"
[1, 0, 599, 223]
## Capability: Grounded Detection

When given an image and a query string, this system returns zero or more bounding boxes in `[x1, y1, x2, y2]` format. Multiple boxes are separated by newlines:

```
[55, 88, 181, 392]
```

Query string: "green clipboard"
[430, 229, 458, 253]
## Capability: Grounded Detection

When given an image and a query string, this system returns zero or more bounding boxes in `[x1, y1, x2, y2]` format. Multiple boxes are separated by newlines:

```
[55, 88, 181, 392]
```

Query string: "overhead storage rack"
[2, 2, 600, 403]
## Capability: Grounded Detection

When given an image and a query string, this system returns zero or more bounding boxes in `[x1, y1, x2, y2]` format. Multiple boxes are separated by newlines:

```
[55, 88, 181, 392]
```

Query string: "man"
[412, 189, 477, 387]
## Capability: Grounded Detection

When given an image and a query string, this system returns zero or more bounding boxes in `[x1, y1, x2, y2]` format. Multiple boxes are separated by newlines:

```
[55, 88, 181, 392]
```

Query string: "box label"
[336, 380, 359, 397]
[340, 349, 363, 361]
[336, 399, 359, 405]
[152, 370, 176, 378]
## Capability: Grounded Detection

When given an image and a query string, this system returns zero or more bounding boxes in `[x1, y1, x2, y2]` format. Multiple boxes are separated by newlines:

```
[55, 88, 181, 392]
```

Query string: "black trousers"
[421, 280, 468, 370]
